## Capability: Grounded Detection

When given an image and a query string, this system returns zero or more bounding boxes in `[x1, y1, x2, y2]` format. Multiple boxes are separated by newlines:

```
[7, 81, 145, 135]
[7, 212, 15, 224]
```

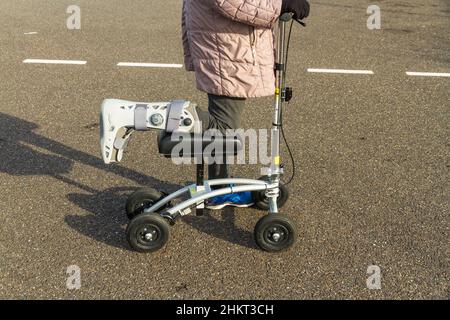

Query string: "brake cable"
[280, 19, 305, 185]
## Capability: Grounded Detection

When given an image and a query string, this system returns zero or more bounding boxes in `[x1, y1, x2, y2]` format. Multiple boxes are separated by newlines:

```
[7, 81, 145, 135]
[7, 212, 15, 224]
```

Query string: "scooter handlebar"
[279, 12, 306, 27]
[280, 12, 294, 21]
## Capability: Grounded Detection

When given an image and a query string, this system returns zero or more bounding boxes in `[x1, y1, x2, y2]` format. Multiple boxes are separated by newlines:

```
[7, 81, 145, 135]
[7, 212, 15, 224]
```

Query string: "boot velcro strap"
[134, 104, 148, 131]
[166, 100, 186, 132]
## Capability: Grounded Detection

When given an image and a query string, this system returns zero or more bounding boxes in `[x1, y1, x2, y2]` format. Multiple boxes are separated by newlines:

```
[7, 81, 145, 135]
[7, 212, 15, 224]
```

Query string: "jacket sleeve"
[181, 0, 194, 71]
[214, 0, 282, 28]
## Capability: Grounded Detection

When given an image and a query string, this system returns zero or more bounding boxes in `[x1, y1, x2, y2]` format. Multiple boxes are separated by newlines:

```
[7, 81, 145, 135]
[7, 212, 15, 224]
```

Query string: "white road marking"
[117, 62, 183, 68]
[24, 32, 38, 35]
[23, 59, 87, 65]
[307, 68, 374, 75]
[19, 60, 449, 81]
[406, 71, 450, 78]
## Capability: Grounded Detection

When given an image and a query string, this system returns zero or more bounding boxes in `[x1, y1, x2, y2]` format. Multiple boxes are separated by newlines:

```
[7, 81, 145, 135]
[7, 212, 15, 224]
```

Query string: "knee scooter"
[100, 13, 301, 252]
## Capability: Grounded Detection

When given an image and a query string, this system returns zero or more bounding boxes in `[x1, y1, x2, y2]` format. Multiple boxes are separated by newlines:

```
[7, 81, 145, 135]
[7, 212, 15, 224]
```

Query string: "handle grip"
[280, 12, 294, 21]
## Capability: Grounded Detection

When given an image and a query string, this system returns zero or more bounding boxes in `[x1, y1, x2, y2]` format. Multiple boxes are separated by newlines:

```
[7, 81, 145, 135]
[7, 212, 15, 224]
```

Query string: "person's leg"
[195, 94, 254, 209]
[196, 94, 246, 179]
[207, 94, 245, 179]
[195, 94, 245, 131]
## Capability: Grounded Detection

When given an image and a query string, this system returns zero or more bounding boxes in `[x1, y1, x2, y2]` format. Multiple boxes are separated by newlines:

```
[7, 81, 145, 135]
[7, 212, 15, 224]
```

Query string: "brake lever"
[296, 19, 306, 27]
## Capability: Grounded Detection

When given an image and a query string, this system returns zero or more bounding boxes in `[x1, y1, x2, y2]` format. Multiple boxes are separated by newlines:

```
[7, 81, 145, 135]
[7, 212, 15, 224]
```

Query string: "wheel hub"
[266, 225, 287, 244]
[144, 232, 154, 241]
[138, 226, 158, 243]
[271, 231, 282, 242]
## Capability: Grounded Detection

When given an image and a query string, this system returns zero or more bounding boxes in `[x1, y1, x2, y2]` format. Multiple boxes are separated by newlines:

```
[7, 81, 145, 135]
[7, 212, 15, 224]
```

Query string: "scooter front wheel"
[254, 214, 297, 252]
[252, 176, 289, 210]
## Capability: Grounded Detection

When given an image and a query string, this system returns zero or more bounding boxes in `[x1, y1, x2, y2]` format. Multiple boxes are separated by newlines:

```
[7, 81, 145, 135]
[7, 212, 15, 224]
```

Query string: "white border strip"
[23, 59, 87, 65]
[117, 62, 183, 68]
[406, 72, 450, 78]
[307, 68, 374, 75]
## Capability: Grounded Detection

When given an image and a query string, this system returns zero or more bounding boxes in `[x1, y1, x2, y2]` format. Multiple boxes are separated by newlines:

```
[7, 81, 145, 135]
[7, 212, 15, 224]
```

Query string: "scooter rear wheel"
[125, 188, 167, 220]
[126, 213, 170, 253]
[254, 214, 297, 252]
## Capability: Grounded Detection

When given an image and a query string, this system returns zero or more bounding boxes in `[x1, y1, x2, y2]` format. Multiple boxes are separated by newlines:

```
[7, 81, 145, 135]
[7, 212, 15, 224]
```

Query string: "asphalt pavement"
[0, 0, 448, 299]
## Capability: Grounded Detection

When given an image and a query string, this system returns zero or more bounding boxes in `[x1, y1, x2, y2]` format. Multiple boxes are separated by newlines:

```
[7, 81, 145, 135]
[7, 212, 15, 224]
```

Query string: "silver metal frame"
[148, 15, 292, 221]
[144, 178, 276, 217]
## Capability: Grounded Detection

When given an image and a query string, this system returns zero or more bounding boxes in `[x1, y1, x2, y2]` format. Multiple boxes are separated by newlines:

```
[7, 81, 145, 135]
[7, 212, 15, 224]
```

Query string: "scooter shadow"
[65, 186, 145, 251]
[181, 207, 258, 250]
[65, 180, 182, 251]
[66, 185, 257, 251]
[0, 112, 256, 251]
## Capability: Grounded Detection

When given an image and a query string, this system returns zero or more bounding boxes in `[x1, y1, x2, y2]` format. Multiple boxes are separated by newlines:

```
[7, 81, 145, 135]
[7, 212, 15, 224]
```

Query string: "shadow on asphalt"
[182, 208, 257, 250]
[66, 186, 142, 250]
[0, 112, 255, 250]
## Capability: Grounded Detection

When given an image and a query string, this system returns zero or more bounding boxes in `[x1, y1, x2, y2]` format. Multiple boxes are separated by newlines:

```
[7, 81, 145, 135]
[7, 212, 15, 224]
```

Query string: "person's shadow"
[0, 112, 255, 250]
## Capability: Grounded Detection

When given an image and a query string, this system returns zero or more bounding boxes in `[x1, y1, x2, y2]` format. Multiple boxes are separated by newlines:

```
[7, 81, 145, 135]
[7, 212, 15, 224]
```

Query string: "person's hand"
[281, 0, 310, 20]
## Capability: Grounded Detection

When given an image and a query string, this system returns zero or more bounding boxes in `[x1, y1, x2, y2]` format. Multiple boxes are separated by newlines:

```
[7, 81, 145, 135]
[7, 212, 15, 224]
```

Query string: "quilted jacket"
[182, 0, 282, 98]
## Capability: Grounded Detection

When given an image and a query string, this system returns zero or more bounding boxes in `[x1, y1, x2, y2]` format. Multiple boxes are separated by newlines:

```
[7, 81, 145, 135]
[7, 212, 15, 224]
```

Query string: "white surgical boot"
[100, 99, 201, 164]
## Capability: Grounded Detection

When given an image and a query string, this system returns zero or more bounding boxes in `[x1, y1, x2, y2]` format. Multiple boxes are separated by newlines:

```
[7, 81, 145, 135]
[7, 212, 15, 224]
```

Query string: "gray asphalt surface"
[0, 0, 448, 299]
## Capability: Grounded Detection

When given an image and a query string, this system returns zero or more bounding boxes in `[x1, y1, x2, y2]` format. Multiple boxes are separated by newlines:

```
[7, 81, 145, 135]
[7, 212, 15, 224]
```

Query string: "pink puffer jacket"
[182, 0, 282, 98]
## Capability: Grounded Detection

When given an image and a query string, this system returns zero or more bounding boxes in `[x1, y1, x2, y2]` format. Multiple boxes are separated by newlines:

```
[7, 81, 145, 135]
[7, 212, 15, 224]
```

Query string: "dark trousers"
[196, 94, 246, 179]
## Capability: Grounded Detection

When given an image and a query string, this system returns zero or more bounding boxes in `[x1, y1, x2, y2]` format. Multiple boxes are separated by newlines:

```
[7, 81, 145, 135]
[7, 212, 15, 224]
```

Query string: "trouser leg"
[195, 94, 246, 180]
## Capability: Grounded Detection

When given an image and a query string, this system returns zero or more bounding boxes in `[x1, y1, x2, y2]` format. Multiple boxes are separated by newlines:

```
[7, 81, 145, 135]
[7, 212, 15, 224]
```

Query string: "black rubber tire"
[125, 188, 166, 220]
[126, 213, 170, 253]
[254, 214, 297, 252]
[252, 176, 289, 211]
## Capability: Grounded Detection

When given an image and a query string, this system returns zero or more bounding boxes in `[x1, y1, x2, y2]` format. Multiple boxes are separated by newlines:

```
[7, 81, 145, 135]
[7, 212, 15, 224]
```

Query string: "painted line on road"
[24, 32, 38, 35]
[307, 68, 374, 75]
[406, 71, 450, 78]
[23, 59, 87, 65]
[19, 60, 450, 80]
[307, 68, 375, 75]
[117, 62, 183, 68]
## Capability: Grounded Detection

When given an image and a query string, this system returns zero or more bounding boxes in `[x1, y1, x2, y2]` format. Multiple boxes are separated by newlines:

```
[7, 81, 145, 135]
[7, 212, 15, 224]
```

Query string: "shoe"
[206, 191, 254, 210]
